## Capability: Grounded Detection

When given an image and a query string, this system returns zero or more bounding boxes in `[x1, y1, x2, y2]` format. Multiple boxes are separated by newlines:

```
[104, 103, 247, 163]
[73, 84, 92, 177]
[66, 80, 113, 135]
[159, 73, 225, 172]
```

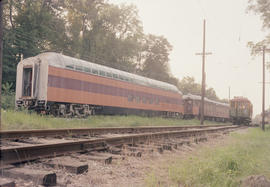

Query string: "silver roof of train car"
[183, 94, 229, 107]
[35, 52, 181, 93]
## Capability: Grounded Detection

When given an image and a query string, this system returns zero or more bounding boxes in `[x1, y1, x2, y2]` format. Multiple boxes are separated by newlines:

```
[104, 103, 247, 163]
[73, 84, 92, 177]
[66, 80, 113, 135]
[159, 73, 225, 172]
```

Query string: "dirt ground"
[240, 175, 270, 187]
[16, 128, 249, 187]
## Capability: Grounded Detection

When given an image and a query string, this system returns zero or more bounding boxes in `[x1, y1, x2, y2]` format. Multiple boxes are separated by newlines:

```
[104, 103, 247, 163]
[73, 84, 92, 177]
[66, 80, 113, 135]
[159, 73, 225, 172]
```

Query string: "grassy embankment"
[145, 126, 270, 187]
[2, 110, 226, 130]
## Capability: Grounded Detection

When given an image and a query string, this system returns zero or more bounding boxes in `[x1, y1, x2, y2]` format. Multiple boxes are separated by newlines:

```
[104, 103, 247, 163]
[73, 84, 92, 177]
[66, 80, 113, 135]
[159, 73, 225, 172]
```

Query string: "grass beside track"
[145, 126, 270, 187]
[2, 110, 226, 130]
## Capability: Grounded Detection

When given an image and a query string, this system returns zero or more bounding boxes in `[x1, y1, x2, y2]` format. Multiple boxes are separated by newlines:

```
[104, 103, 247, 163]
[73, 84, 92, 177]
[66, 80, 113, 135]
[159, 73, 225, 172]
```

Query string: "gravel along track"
[0, 125, 244, 186]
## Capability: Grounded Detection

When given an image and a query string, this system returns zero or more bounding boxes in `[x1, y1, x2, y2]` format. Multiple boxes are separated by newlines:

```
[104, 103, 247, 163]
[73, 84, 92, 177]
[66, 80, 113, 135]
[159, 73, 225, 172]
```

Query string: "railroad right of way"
[0, 124, 246, 186]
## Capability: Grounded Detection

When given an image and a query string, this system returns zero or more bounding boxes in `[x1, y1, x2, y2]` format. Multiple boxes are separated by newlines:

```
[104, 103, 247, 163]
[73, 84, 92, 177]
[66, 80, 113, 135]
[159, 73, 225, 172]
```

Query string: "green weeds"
[2, 110, 224, 130]
[145, 127, 270, 187]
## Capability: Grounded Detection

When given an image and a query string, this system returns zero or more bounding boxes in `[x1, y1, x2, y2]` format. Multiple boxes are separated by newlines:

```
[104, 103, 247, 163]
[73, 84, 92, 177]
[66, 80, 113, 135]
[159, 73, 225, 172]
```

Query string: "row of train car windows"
[65, 64, 173, 91]
[128, 95, 160, 105]
[66, 65, 133, 83]
[194, 101, 228, 108]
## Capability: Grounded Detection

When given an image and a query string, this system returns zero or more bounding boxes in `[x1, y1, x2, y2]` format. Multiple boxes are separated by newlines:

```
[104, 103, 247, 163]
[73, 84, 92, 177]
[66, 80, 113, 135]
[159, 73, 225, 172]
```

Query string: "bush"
[2, 82, 15, 110]
[2, 92, 15, 110]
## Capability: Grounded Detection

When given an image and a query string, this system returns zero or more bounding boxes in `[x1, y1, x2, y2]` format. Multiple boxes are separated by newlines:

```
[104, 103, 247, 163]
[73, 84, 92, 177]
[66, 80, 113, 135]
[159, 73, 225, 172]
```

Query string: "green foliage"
[145, 127, 270, 187]
[63, 1, 143, 72]
[3, 0, 68, 89]
[138, 34, 176, 84]
[2, 83, 15, 110]
[178, 76, 201, 95]
[2, 92, 15, 110]
[2, 0, 180, 88]
[248, 0, 270, 29]
[2, 0, 224, 99]
[1, 110, 225, 130]
[2, 82, 13, 94]
[247, 0, 270, 56]
[178, 76, 220, 101]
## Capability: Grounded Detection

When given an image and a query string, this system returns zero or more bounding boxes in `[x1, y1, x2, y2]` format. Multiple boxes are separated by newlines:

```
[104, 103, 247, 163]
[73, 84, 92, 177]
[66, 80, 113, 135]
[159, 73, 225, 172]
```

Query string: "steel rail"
[0, 125, 240, 166]
[0, 124, 233, 139]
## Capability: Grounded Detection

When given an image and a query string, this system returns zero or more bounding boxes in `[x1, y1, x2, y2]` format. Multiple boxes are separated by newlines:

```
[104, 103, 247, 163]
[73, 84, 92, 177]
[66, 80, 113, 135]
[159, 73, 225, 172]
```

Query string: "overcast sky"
[110, 0, 269, 116]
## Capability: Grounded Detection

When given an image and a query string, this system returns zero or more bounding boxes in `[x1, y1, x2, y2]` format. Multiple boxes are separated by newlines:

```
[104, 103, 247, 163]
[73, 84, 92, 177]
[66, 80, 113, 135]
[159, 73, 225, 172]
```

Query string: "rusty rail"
[0, 125, 240, 166]
[0, 124, 232, 139]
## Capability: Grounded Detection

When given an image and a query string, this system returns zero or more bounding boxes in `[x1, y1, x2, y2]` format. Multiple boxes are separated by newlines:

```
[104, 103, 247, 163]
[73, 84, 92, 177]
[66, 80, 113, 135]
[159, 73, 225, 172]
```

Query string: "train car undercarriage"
[16, 100, 183, 118]
[183, 114, 229, 123]
[231, 117, 251, 125]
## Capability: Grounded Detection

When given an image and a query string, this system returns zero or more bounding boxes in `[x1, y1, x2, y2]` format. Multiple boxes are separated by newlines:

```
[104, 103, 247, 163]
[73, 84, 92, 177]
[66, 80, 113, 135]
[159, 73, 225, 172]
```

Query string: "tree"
[3, 0, 68, 88]
[139, 34, 174, 83]
[1, 1, 180, 92]
[219, 98, 229, 103]
[178, 76, 219, 101]
[64, 1, 143, 72]
[178, 76, 201, 95]
[247, 0, 270, 55]
[205, 87, 218, 100]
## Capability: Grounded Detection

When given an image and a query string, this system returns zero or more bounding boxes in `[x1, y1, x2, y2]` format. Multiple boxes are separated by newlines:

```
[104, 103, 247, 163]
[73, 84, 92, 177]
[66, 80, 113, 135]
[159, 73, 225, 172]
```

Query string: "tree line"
[2, 0, 236, 103]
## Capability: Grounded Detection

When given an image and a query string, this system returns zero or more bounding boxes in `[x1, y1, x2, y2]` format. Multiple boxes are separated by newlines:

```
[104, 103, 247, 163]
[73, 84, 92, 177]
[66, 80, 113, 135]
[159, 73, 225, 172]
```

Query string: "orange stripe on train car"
[47, 87, 183, 113]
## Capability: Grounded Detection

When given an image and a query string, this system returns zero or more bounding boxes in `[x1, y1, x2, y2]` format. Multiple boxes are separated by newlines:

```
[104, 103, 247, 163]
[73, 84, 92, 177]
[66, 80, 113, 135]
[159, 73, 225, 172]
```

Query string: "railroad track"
[0, 125, 243, 186]
[0, 124, 232, 139]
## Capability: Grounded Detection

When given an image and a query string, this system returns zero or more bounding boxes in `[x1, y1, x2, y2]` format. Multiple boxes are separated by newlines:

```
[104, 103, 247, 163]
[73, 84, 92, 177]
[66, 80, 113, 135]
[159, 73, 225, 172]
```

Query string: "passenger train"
[15, 52, 252, 124]
[16, 52, 183, 117]
[183, 94, 230, 122]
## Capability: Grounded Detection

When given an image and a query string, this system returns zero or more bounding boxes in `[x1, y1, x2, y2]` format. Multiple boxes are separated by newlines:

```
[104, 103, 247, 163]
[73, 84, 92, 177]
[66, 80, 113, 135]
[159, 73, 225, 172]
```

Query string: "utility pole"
[196, 19, 212, 125]
[262, 46, 265, 131]
[0, 0, 3, 131]
[256, 46, 270, 131]
[229, 86, 230, 101]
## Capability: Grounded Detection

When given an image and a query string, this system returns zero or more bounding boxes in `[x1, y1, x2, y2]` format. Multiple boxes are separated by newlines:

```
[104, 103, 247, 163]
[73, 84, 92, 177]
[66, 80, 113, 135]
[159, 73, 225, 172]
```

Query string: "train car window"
[92, 69, 98, 75]
[128, 95, 134, 102]
[106, 72, 113, 78]
[119, 75, 125, 80]
[156, 98, 159, 105]
[75, 66, 83, 71]
[124, 77, 129, 82]
[99, 70, 106, 76]
[66, 65, 74, 70]
[134, 79, 139, 84]
[149, 98, 153, 104]
[142, 97, 147, 104]
[135, 96, 140, 103]
[84, 67, 91, 73]
[113, 73, 118, 79]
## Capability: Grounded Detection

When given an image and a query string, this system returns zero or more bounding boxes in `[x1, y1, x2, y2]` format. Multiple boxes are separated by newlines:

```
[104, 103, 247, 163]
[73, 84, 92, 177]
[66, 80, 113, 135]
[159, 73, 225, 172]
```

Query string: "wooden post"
[0, 0, 3, 131]
[262, 46, 265, 131]
[256, 46, 270, 131]
[195, 20, 212, 125]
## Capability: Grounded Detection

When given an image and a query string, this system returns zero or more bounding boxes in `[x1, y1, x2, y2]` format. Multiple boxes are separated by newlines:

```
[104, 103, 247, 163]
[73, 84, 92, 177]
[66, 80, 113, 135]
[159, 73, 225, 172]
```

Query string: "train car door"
[22, 67, 33, 97]
[184, 98, 193, 114]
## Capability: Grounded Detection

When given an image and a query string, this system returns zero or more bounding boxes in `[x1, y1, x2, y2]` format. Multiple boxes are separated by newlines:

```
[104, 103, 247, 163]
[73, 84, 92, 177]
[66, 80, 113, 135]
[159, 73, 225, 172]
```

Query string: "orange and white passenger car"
[16, 52, 184, 117]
